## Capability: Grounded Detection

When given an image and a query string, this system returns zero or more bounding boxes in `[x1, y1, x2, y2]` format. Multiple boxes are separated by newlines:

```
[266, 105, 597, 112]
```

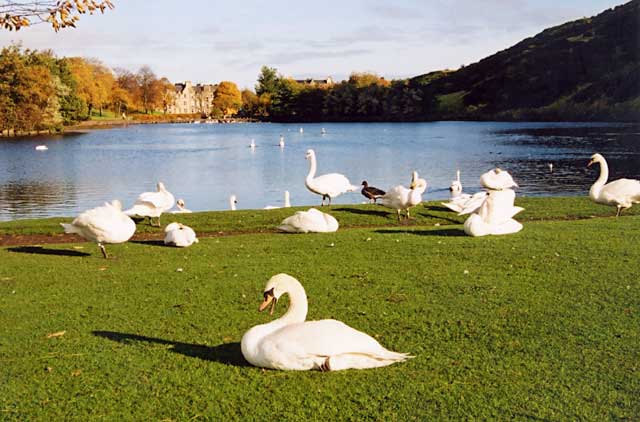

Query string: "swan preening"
[361, 181, 386, 203]
[229, 195, 238, 211]
[61, 200, 136, 258]
[588, 153, 640, 216]
[378, 172, 427, 221]
[264, 191, 291, 209]
[305, 149, 357, 206]
[459, 169, 524, 237]
[125, 182, 175, 227]
[164, 222, 198, 247]
[171, 199, 192, 213]
[241, 274, 413, 371]
[277, 208, 338, 233]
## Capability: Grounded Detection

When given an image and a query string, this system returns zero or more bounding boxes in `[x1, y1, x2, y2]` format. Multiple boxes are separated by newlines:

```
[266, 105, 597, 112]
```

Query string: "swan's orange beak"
[587, 159, 595, 168]
[258, 295, 277, 315]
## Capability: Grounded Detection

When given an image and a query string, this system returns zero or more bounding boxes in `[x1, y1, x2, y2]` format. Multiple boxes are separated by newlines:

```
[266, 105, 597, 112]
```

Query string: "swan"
[299, 127, 304, 133]
[171, 199, 192, 213]
[548, 163, 554, 173]
[229, 195, 238, 211]
[164, 222, 198, 247]
[588, 153, 640, 216]
[449, 170, 463, 198]
[277, 208, 338, 233]
[441, 191, 487, 213]
[264, 191, 291, 209]
[321, 128, 326, 134]
[241, 274, 413, 371]
[458, 169, 524, 237]
[378, 175, 427, 221]
[250, 139, 256, 149]
[304, 149, 357, 206]
[35, 145, 48, 151]
[124, 182, 175, 227]
[361, 181, 386, 203]
[279, 135, 285, 148]
[61, 200, 136, 258]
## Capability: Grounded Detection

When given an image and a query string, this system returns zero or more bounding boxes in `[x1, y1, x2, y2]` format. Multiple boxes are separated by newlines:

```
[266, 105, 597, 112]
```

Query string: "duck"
[164, 222, 198, 247]
[241, 274, 413, 371]
[361, 181, 386, 203]
[378, 173, 427, 221]
[588, 153, 640, 217]
[264, 191, 291, 210]
[61, 200, 136, 258]
[229, 195, 238, 211]
[124, 182, 175, 227]
[304, 149, 357, 206]
[277, 208, 338, 233]
[171, 199, 192, 213]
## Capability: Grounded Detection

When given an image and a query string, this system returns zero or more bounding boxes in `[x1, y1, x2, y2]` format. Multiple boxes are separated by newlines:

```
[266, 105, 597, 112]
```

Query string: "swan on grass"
[229, 195, 238, 211]
[588, 153, 640, 217]
[304, 149, 357, 206]
[277, 208, 338, 233]
[170, 199, 192, 213]
[125, 182, 175, 227]
[378, 173, 427, 221]
[241, 274, 413, 371]
[264, 191, 291, 209]
[61, 200, 136, 258]
[164, 222, 198, 247]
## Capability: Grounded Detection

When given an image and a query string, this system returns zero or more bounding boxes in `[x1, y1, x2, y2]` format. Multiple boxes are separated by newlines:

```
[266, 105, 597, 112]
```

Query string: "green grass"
[1, 198, 639, 420]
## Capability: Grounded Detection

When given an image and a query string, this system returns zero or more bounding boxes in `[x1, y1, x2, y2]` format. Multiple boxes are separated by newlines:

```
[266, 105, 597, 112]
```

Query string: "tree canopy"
[0, 0, 114, 31]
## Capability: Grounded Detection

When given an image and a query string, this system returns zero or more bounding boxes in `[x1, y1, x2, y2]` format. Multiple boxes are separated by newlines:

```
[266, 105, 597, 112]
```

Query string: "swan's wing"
[601, 179, 640, 202]
[457, 192, 488, 216]
[69, 204, 135, 243]
[310, 173, 356, 196]
[137, 191, 175, 210]
[378, 185, 409, 209]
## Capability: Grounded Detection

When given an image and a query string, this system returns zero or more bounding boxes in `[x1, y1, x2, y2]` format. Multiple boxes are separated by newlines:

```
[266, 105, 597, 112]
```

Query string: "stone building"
[167, 81, 217, 115]
[294, 77, 334, 87]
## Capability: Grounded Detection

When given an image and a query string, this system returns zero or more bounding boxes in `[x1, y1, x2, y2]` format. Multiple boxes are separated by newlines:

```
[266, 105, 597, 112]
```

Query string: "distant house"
[294, 77, 334, 88]
[167, 81, 217, 115]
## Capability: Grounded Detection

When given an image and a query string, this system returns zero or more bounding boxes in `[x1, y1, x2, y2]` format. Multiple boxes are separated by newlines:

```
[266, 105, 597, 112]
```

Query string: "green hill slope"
[413, 0, 639, 121]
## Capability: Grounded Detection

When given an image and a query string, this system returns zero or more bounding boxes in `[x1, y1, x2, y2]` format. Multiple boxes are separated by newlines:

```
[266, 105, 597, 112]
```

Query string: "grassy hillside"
[413, 0, 640, 122]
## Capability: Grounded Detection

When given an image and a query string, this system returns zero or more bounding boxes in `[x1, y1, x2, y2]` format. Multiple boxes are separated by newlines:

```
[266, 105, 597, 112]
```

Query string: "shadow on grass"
[418, 206, 464, 225]
[130, 240, 167, 247]
[375, 227, 467, 237]
[92, 330, 249, 367]
[333, 207, 391, 217]
[7, 246, 91, 257]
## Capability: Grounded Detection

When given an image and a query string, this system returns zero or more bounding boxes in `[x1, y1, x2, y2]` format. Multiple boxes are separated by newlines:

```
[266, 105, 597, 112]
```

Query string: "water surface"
[1, 121, 638, 221]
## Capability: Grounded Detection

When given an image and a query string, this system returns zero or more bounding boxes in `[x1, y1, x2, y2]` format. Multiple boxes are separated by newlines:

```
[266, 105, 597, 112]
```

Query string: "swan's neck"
[306, 155, 317, 182]
[284, 192, 291, 207]
[278, 284, 308, 325]
[590, 160, 609, 198]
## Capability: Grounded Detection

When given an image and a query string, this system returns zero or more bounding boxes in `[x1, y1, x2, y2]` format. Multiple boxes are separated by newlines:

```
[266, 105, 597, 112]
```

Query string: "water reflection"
[0, 122, 638, 221]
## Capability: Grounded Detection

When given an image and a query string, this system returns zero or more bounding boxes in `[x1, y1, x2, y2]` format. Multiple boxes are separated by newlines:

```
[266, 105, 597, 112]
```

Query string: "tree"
[136, 65, 158, 114]
[212, 81, 242, 118]
[67, 57, 113, 118]
[0, 1, 114, 31]
[255, 66, 279, 97]
[157, 77, 176, 114]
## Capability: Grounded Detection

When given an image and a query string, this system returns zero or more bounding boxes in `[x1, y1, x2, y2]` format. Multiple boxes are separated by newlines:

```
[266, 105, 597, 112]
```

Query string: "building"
[167, 81, 217, 115]
[294, 77, 334, 88]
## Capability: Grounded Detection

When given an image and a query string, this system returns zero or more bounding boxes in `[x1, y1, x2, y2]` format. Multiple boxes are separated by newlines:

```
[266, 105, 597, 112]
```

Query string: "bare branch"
[0, 1, 114, 31]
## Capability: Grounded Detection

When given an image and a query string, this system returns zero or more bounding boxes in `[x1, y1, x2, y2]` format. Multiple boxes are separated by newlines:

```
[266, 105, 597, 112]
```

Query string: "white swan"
[35, 145, 48, 151]
[124, 182, 175, 227]
[449, 170, 463, 198]
[442, 191, 487, 213]
[241, 274, 413, 371]
[279, 135, 285, 148]
[250, 139, 256, 149]
[164, 222, 198, 247]
[588, 153, 640, 217]
[229, 195, 238, 211]
[458, 169, 524, 237]
[277, 208, 338, 233]
[171, 199, 192, 214]
[61, 200, 136, 258]
[305, 149, 357, 206]
[378, 174, 427, 221]
[264, 191, 291, 210]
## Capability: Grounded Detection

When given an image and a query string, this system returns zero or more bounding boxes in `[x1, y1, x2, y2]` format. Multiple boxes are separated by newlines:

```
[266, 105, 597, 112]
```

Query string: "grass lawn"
[0, 198, 638, 420]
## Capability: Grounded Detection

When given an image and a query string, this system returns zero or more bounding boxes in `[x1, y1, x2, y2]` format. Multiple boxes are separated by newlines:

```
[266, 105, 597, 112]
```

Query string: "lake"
[1, 121, 639, 221]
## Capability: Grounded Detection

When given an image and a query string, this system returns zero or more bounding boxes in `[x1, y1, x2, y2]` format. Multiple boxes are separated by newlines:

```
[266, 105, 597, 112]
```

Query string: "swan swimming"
[241, 274, 413, 371]
[35, 145, 48, 151]
[164, 222, 198, 247]
[279, 135, 285, 148]
[277, 208, 338, 233]
[125, 182, 175, 227]
[378, 173, 427, 221]
[304, 149, 357, 206]
[61, 200, 136, 258]
[588, 153, 640, 216]
[264, 191, 291, 209]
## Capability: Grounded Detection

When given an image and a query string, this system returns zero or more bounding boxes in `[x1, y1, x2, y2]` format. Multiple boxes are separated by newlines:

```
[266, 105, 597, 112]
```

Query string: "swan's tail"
[323, 351, 414, 371]
[60, 223, 80, 235]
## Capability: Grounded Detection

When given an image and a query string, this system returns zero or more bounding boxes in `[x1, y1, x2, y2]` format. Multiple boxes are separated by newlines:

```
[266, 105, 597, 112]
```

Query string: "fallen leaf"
[71, 370, 82, 377]
[46, 331, 66, 338]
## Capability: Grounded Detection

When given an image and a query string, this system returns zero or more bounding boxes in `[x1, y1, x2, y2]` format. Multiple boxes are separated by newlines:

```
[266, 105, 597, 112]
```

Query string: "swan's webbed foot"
[320, 357, 331, 372]
[99, 243, 108, 259]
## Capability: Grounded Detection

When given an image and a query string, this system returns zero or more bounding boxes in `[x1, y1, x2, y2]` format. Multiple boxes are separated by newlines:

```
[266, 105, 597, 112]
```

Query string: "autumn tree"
[137, 65, 160, 113]
[0, 0, 114, 31]
[211, 81, 242, 118]
[157, 77, 176, 114]
[67, 57, 114, 117]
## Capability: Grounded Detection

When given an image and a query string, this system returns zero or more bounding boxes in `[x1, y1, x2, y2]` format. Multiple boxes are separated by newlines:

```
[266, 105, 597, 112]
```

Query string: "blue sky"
[0, 0, 627, 89]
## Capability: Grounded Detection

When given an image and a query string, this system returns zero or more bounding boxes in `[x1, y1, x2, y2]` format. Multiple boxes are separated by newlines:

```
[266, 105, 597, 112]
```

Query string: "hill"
[413, 0, 640, 121]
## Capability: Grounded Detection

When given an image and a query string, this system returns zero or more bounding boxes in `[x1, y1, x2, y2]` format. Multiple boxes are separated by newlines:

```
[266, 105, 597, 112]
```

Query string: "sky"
[0, 0, 628, 89]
